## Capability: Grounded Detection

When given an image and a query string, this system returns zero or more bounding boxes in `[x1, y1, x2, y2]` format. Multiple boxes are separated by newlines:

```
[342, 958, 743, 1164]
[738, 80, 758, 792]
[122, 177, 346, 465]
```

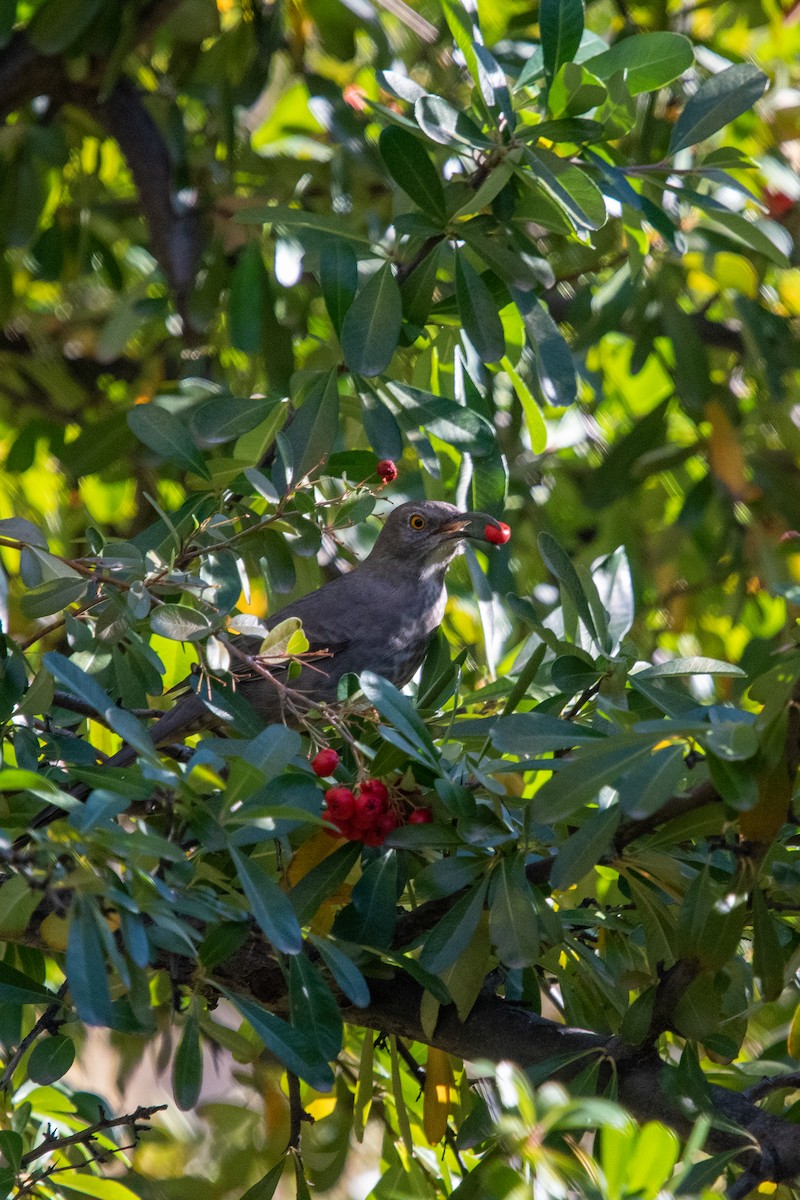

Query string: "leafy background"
[0, 0, 799, 1197]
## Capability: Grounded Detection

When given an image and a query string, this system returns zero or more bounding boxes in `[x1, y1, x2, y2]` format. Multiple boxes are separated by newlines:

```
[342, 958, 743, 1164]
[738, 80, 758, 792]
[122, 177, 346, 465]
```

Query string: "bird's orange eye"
[409, 514, 426, 531]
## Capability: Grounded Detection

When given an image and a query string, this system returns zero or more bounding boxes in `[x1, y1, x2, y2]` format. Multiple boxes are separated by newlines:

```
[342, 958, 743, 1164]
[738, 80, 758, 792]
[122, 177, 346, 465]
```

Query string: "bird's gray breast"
[354, 568, 447, 687]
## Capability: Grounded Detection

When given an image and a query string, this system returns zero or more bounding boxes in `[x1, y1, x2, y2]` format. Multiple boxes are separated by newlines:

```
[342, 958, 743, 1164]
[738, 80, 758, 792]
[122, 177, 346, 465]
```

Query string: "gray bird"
[112, 500, 508, 761]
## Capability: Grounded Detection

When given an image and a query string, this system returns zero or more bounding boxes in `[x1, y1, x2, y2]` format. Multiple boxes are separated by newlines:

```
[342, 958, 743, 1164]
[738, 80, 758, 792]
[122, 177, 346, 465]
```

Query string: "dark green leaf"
[538, 532, 598, 639]
[534, 737, 656, 823]
[341, 264, 403, 377]
[275, 368, 340, 490]
[635, 657, 745, 679]
[240, 1159, 286, 1200]
[339, 851, 398, 948]
[360, 670, 440, 767]
[489, 710, 605, 755]
[149, 604, 213, 642]
[21, 577, 88, 619]
[474, 45, 515, 130]
[669, 63, 769, 155]
[320, 238, 358, 336]
[229, 242, 265, 353]
[551, 808, 620, 888]
[66, 896, 114, 1027]
[231, 848, 303, 954]
[514, 290, 577, 405]
[190, 397, 277, 445]
[27, 0, 105, 53]
[488, 855, 539, 968]
[28, 1034, 74, 1085]
[414, 95, 493, 149]
[540, 0, 584, 81]
[752, 887, 783, 1002]
[308, 935, 371, 1007]
[221, 987, 333, 1091]
[173, 1010, 203, 1110]
[419, 879, 489, 974]
[127, 404, 211, 479]
[455, 252, 505, 363]
[385, 382, 495, 456]
[289, 841, 362, 923]
[0, 960, 60, 1007]
[379, 127, 447, 224]
[289, 954, 343, 1060]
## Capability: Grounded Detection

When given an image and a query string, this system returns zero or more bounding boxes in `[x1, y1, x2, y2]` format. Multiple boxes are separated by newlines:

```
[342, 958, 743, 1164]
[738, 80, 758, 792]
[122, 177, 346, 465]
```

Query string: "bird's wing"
[233, 584, 354, 675]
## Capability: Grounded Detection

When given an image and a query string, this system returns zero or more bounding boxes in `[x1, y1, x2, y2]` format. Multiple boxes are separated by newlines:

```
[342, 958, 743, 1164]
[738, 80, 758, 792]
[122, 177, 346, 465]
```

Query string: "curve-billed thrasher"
[125, 500, 508, 757]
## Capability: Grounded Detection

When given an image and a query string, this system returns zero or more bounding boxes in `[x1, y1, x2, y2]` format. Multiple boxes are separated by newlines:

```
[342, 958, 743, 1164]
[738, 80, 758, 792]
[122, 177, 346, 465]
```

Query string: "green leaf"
[379, 127, 447, 224]
[669, 63, 769, 155]
[696, 210, 790, 268]
[289, 841, 362, 923]
[229, 242, 265, 353]
[514, 291, 577, 405]
[440, 0, 483, 95]
[359, 670, 440, 768]
[220, 987, 334, 1091]
[275, 368, 340, 489]
[635, 657, 745, 679]
[585, 32, 693, 95]
[66, 896, 114, 1027]
[189, 397, 276, 445]
[308, 935, 371, 1007]
[414, 95, 493, 149]
[419, 879, 489, 975]
[474, 44, 515, 130]
[0, 516, 48, 548]
[231, 848, 302, 955]
[173, 1009, 203, 1111]
[538, 531, 598, 639]
[521, 148, 606, 232]
[752, 886, 783, 1002]
[289, 954, 343, 1060]
[340, 851, 398, 948]
[455, 252, 505, 363]
[489, 710, 604, 755]
[44, 651, 156, 762]
[384, 382, 496, 456]
[540, 0, 584, 82]
[127, 404, 211, 479]
[28, 1035, 75, 1085]
[320, 238, 358, 336]
[0, 959, 60, 1007]
[551, 807, 621, 888]
[239, 1160, 286, 1200]
[149, 604, 213, 642]
[488, 855, 539, 968]
[21, 577, 88, 618]
[534, 737, 656, 823]
[616, 746, 687, 820]
[340, 264, 402, 377]
[27, 0, 105, 53]
[399, 250, 439, 327]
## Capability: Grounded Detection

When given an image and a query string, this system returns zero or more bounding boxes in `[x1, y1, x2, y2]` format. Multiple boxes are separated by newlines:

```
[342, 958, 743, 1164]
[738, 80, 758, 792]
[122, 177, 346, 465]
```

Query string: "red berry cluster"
[322, 779, 432, 847]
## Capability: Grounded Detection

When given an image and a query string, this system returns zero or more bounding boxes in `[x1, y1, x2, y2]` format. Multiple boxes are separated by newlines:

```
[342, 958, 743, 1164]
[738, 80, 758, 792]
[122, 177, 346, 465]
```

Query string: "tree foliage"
[0, 0, 799, 1197]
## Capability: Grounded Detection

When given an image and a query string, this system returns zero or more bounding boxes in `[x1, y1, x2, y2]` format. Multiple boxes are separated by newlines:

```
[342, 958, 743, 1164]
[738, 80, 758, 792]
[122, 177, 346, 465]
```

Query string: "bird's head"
[367, 501, 510, 571]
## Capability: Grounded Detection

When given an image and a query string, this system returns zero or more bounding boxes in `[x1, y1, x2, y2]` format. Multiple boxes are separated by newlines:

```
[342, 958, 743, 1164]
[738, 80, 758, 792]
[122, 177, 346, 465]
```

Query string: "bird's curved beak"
[441, 512, 510, 543]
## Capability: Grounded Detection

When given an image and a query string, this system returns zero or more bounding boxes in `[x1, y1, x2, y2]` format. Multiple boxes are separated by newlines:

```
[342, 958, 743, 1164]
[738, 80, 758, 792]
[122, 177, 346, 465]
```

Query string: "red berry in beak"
[312, 748, 340, 776]
[376, 459, 398, 483]
[484, 521, 511, 545]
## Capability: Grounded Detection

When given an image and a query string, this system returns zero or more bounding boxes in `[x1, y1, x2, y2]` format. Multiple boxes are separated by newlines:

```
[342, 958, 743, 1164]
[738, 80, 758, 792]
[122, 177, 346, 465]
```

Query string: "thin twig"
[20, 1103, 167, 1167]
[0, 982, 68, 1092]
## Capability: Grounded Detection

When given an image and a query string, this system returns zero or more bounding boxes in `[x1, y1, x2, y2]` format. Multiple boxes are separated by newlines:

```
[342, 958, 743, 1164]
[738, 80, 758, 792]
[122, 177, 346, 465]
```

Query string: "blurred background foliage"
[0, 0, 800, 1197]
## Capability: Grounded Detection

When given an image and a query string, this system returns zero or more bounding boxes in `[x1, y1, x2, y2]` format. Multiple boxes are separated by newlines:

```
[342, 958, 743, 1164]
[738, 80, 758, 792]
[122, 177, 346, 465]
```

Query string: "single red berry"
[324, 786, 356, 822]
[311, 748, 340, 777]
[377, 811, 400, 836]
[376, 459, 398, 483]
[408, 807, 433, 824]
[484, 521, 511, 545]
[362, 829, 386, 847]
[359, 778, 389, 804]
[354, 790, 388, 829]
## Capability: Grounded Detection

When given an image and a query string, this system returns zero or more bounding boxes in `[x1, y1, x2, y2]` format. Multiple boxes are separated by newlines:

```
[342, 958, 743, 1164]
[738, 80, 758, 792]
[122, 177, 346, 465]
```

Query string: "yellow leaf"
[40, 912, 69, 951]
[423, 1047, 454, 1146]
[306, 1095, 337, 1120]
[788, 999, 800, 1058]
[778, 268, 800, 316]
[285, 829, 341, 888]
[705, 400, 757, 501]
